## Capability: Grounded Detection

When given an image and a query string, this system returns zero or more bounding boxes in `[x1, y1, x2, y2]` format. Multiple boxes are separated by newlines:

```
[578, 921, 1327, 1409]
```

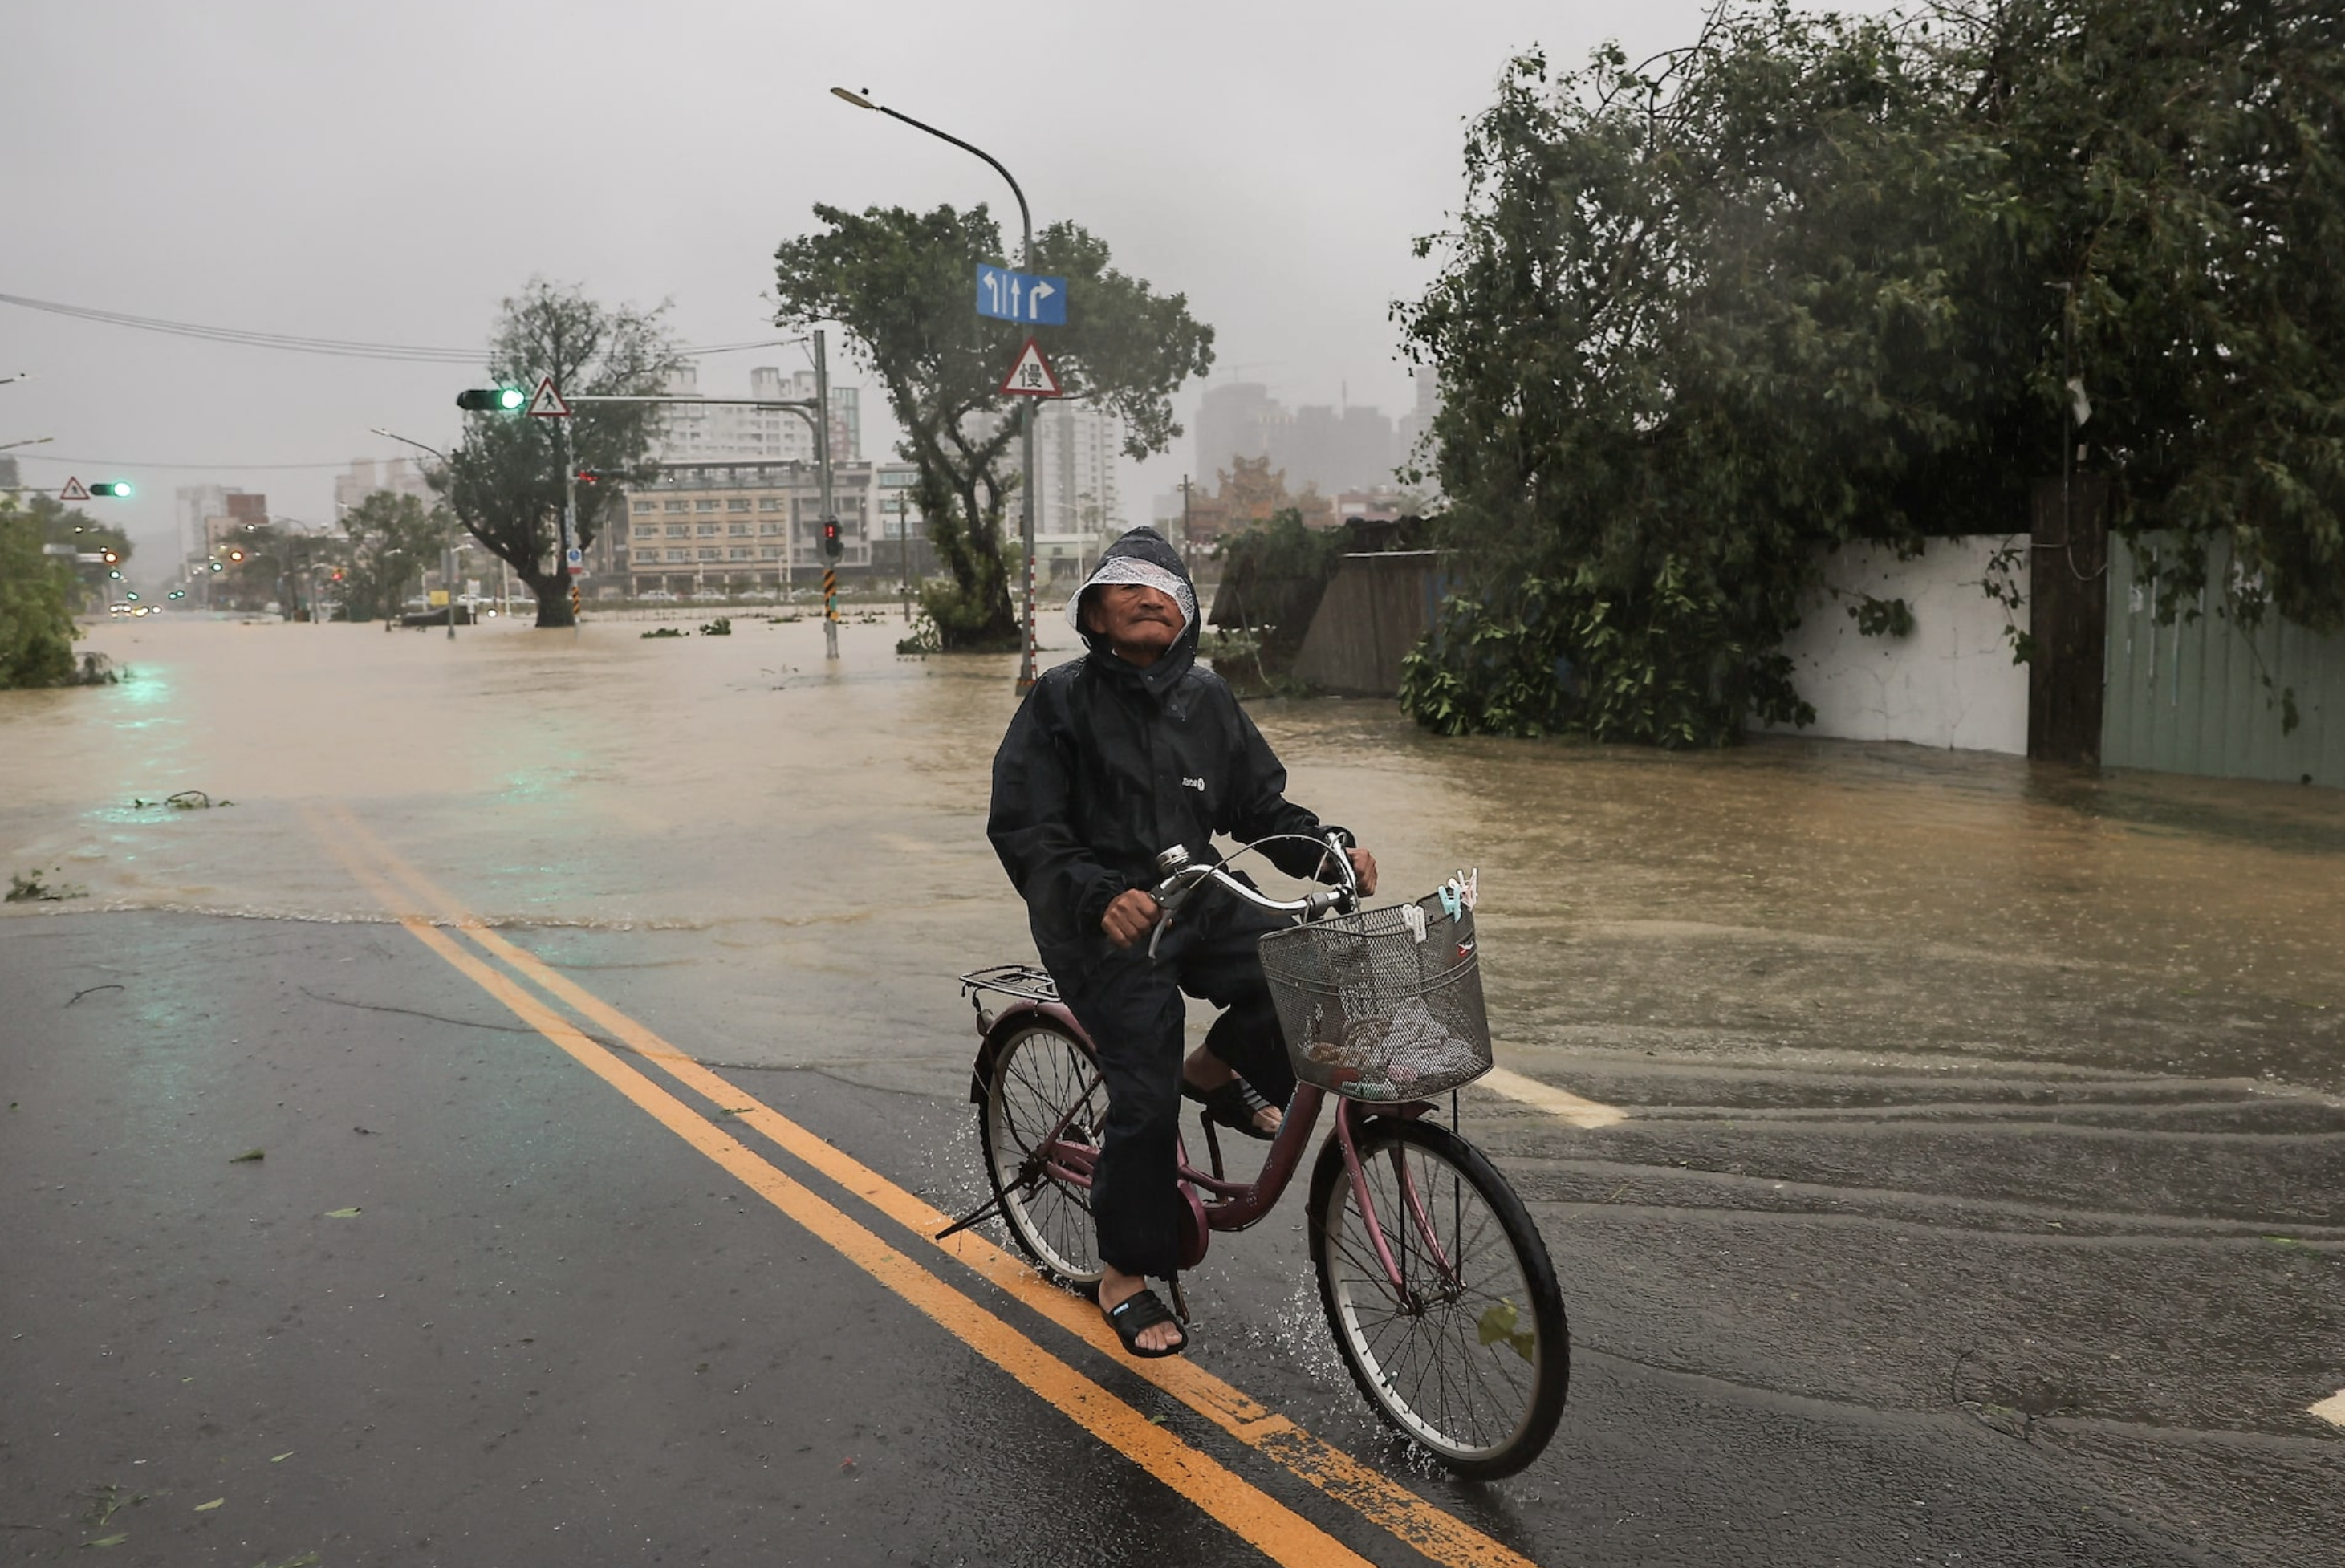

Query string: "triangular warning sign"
[998, 337, 1062, 398]
[59, 476, 91, 502]
[526, 375, 571, 417]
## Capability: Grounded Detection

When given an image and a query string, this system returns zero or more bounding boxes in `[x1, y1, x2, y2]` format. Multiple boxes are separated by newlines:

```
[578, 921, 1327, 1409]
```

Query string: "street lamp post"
[832, 86, 1039, 690]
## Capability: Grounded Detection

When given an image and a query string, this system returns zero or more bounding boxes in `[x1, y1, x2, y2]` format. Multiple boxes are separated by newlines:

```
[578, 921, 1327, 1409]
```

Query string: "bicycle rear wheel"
[979, 1021, 1107, 1289]
[1307, 1115, 1567, 1479]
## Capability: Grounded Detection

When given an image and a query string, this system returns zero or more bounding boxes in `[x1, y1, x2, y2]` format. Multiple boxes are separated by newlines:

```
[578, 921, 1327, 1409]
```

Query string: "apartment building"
[649, 364, 860, 468]
[608, 458, 927, 595]
[332, 457, 435, 515]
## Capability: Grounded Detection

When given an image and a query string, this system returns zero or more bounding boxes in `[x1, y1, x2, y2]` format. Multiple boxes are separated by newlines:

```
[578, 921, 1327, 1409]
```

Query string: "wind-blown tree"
[1400, 0, 2345, 745]
[433, 279, 680, 628]
[339, 491, 453, 623]
[0, 499, 81, 687]
[773, 205, 1214, 648]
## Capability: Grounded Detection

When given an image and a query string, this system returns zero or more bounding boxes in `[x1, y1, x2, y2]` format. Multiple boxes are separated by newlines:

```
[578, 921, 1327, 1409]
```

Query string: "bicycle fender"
[967, 999, 1091, 1104]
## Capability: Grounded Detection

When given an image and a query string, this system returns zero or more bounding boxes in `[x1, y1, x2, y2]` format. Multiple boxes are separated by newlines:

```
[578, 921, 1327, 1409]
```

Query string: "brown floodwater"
[3, 611, 2340, 1099]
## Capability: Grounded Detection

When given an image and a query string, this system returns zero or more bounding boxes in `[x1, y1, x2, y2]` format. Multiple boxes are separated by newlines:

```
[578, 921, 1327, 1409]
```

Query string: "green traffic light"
[91, 480, 134, 498]
[457, 387, 529, 412]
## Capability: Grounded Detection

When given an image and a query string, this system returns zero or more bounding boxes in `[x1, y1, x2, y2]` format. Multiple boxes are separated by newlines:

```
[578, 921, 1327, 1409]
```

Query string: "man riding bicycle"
[988, 526, 1376, 1358]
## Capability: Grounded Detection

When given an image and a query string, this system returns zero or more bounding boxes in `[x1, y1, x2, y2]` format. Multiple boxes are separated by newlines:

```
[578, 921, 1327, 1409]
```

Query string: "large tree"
[772, 205, 1213, 648]
[1399, 0, 2345, 745]
[432, 279, 680, 628]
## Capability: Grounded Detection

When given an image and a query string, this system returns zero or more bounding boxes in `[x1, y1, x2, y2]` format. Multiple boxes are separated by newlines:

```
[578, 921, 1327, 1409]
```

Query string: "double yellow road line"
[307, 804, 1542, 1568]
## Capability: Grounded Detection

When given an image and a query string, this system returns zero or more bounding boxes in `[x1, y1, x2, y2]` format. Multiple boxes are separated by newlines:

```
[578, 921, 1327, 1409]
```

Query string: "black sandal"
[1103, 1287, 1189, 1359]
[1183, 1076, 1278, 1141]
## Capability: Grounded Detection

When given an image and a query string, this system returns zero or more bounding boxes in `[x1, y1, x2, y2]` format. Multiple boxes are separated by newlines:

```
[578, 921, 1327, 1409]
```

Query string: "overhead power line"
[0, 292, 794, 364]
[12, 454, 368, 472]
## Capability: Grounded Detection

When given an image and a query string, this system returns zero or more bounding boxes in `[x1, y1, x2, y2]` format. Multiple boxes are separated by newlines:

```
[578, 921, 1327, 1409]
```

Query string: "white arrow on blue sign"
[976, 264, 1067, 327]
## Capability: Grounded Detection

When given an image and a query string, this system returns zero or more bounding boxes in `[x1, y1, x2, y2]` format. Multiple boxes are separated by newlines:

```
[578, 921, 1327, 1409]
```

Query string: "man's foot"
[1099, 1265, 1187, 1356]
[1181, 1048, 1282, 1137]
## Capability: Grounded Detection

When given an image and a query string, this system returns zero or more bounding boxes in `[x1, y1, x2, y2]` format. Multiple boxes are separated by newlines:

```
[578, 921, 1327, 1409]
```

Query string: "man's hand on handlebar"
[1346, 847, 1379, 898]
[1100, 888, 1164, 949]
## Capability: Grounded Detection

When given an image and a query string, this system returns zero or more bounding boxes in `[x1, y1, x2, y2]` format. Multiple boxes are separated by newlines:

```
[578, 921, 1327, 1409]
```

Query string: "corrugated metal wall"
[2102, 536, 2345, 787]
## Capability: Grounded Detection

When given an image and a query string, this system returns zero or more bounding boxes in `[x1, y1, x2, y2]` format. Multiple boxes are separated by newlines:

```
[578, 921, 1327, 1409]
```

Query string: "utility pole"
[556, 366, 838, 655]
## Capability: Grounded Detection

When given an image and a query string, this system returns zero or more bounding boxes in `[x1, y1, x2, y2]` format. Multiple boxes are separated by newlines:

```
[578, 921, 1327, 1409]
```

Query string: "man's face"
[1084, 582, 1184, 667]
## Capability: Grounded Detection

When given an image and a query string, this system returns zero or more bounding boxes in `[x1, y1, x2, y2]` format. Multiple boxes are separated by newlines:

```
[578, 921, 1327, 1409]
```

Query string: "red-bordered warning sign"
[526, 375, 571, 417]
[58, 476, 91, 502]
[998, 337, 1062, 398]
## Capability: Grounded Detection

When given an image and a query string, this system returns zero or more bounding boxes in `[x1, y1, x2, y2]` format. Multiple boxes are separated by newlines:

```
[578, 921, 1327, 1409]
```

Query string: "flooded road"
[4, 613, 2339, 1565]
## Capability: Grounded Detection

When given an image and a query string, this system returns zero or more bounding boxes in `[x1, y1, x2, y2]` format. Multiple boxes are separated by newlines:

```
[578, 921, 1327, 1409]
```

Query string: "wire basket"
[1258, 892, 1491, 1101]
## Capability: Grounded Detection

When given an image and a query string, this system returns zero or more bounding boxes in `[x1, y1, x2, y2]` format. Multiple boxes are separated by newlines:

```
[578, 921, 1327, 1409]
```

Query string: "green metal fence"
[2102, 535, 2345, 787]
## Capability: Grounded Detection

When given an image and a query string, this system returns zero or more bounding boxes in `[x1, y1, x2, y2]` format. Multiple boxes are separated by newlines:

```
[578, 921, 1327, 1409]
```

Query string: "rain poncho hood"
[1065, 526, 1201, 697]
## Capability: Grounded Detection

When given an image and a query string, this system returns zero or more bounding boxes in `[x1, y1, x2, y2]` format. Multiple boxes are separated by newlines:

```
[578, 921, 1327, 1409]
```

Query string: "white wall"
[1762, 536, 2029, 754]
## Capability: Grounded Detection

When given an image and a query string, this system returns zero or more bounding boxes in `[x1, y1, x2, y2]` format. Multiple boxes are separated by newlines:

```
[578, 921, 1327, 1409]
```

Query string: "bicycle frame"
[971, 987, 1459, 1300]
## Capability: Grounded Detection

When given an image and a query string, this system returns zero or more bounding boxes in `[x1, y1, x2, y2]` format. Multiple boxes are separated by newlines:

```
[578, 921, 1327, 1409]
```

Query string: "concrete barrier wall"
[1760, 536, 2030, 754]
[1290, 552, 1446, 697]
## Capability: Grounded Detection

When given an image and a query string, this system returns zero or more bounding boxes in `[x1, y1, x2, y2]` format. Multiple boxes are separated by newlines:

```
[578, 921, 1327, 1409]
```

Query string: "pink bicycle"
[949, 835, 1567, 1479]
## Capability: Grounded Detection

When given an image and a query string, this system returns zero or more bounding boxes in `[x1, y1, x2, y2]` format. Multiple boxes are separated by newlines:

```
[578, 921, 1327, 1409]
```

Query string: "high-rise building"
[1034, 400, 1122, 539]
[649, 365, 860, 467]
[1395, 367, 1442, 480]
[961, 400, 1127, 582]
[1193, 380, 1398, 501]
[333, 458, 435, 516]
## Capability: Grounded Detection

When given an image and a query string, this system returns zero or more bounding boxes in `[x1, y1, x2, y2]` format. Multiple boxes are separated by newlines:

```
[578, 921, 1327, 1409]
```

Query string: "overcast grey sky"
[7, 0, 1760, 565]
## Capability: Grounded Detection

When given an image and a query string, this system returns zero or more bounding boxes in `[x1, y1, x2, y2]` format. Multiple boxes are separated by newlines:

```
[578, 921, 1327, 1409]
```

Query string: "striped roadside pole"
[823, 567, 839, 624]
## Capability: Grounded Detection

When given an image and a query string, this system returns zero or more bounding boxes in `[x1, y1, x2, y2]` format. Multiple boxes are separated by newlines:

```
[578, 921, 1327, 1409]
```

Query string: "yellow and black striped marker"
[823, 566, 839, 623]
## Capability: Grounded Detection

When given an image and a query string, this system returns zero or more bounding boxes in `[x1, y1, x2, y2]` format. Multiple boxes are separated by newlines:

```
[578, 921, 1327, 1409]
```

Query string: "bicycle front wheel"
[1307, 1115, 1567, 1479]
[979, 1021, 1107, 1289]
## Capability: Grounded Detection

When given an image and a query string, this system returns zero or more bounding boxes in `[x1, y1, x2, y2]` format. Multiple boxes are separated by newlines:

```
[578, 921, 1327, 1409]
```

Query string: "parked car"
[640, 589, 678, 603]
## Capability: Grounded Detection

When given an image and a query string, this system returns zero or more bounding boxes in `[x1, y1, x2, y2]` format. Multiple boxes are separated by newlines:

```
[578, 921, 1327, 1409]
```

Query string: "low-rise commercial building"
[602, 459, 930, 596]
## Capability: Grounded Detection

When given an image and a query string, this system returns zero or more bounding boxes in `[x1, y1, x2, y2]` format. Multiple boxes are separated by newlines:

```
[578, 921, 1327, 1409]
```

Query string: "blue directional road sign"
[976, 264, 1067, 327]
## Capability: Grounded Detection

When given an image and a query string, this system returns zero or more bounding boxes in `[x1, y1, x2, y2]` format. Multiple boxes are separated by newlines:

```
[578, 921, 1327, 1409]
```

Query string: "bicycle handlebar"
[1144, 832, 1358, 958]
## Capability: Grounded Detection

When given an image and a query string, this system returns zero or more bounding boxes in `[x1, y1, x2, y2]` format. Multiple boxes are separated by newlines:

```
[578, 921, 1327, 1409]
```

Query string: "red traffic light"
[820, 518, 843, 559]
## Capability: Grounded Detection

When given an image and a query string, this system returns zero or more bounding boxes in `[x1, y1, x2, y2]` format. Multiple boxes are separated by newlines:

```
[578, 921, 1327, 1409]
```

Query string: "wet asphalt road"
[5, 904, 2332, 1567]
[3, 615, 2342, 1566]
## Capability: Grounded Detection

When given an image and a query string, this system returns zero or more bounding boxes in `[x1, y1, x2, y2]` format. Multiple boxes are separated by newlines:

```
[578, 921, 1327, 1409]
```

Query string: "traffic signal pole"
[815, 329, 839, 661]
[563, 337, 843, 660]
